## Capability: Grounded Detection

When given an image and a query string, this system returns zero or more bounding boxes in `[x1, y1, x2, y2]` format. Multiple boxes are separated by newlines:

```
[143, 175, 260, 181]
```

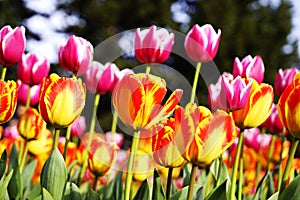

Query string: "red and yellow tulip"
[17, 108, 46, 141]
[278, 73, 300, 137]
[175, 103, 237, 167]
[39, 73, 86, 128]
[112, 73, 182, 130]
[0, 80, 18, 124]
[232, 79, 274, 128]
[28, 128, 53, 155]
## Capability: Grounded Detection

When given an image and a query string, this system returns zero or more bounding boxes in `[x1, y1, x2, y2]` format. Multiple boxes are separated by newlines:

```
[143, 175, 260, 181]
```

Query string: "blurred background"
[1, 0, 300, 133]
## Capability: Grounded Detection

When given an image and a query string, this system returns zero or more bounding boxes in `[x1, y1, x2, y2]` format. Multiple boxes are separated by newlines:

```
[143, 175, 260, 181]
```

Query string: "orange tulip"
[232, 79, 274, 128]
[152, 118, 185, 168]
[0, 80, 18, 124]
[17, 108, 46, 141]
[278, 73, 300, 137]
[175, 103, 237, 167]
[112, 73, 182, 130]
[39, 73, 86, 128]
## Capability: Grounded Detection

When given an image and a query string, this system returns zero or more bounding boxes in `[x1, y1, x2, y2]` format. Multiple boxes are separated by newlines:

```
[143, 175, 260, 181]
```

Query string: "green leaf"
[87, 188, 101, 200]
[27, 184, 41, 200]
[267, 192, 278, 200]
[0, 150, 7, 179]
[8, 144, 23, 199]
[40, 148, 67, 200]
[64, 182, 82, 200]
[278, 175, 300, 200]
[42, 187, 54, 200]
[0, 170, 13, 200]
[67, 160, 78, 175]
[99, 170, 123, 200]
[210, 158, 229, 184]
[133, 179, 149, 200]
[183, 163, 192, 187]
[170, 184, 203, 200]
[22, 159, 37, 197]
[152, 170, 165, 200]
[253, 171, 272, 200]
[205, 180, 227, 200]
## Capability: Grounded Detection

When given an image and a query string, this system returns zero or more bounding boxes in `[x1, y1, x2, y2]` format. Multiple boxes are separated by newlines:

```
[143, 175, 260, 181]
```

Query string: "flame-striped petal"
[0, 80, 18, 124]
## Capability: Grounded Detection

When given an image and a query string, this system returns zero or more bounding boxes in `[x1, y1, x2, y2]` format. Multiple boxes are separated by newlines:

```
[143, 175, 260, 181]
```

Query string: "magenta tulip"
[244, 128, 271, 151]
[0, 25, 26, 66]
[17, 80, 41, 106]
[274, 67, 299, 97]
[134, 25, 175, 63]
[261, 104, 284, 134]
[184, 24, 221, 63]
[70, 116, 86, 137]
[17, 53, 50, 86]
[233, 55, 265, 83]
[58, 35, 93, 76]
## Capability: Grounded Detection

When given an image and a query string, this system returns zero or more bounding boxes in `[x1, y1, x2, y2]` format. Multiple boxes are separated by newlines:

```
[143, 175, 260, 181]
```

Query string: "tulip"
[58, 35, 93, 76]
[28, 128, 53, 155]
[17, 107, 46, 141]
[278, 73, 300, 137]
[175, 103, 237, 167]
[233, 55, 265, 84]
[3, 120, 19, 139]
[261, 104, 284, 134]
[70, 116, 86, 137]
[104, 132, 124, 148]
[39, 73, 86, 128]
[112, 73, 183, 130]
[152, 118, 185, 168]
[0, 25, 26, 66]
[134, 25, 174, 63]
[132, 149, 155, 182]
[0, 80, 18, 124]
[184, 24, 221, 63]
[17, 81, 41, 106]
[232, 79, 274, 129]
[85, 61, 121, 94]
[274, 67, 299, 97]
[17, 53, 50, 86]
[221, 75, 252, 111]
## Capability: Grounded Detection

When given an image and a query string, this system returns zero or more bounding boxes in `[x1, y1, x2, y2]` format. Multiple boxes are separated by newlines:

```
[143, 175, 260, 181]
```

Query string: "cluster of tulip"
[0, 22, 300, 200]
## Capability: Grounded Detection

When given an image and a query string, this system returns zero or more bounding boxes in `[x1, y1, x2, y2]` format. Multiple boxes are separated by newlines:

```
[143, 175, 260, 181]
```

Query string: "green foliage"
[8, 144, 23, 199]
[98, 170, 123, 200]
[152, 170, 165, 200]
[64, 182, 82, 200]
[278, 175, 300, 200]
[0, 150, 7, 180]
[205, 180, 227, 200]
[0, 170, 13, 200]
[170, 184, 203, 200]
[133, 179, 150, 200]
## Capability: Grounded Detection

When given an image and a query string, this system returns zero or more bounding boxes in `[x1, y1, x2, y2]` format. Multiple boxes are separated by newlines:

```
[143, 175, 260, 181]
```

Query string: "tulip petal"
[285, 86, 300, 133]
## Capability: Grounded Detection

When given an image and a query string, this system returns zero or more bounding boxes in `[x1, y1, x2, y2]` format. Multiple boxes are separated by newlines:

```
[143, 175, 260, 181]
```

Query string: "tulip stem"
[190, 62, 202, 103]
[111, 109, 118, 134]
[279, 138, 299, 195]
[63, 125, 71, 160]
[229, 131, 244, 200]
[277, 134, 285, 191]
[93, 175, 99, 191]
[267, 135, 276, 171]
[238, 157, 243, 200]
[1, 66, 7, 80]
[25, 86, 31, 109]
[78, 93, 100, 185]
[20, 140, 29, 172]
[187, 165, 197, 200]
[53, 128, 60, 150]
[166, 168, 173, 200]
[145, 65, 151, 75]
[18, 139, 25, 163]
[124, 130, 140, 200]
[216, 156, 223, 187]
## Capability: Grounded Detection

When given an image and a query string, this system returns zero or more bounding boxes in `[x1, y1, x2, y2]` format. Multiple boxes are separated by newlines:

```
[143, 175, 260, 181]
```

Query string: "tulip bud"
[70, 116, 86, 137]
[17, 80, 41, 106]
[274, 67, 299, 97]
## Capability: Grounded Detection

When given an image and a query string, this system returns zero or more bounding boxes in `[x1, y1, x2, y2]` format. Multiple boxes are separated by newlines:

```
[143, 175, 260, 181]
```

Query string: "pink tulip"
[105, 132, 124, 148]
[274, 67, 299, 97]
[261, 104, 284, 134]
[0, 25, 26, 66]
[134, 25, 174, 63]
[70, 116, 86, 137]
[3, 120, 19, 139]
[244, 128, 271, 151]
[58, 35, 93, 76]
[221, 75, 252, 111]
[233, 55, 265, 83]
[17, 53, 50, 86]
[184, 24, 221, 63]
[85, 61, 121, 94]
[17, 80, 41, 106]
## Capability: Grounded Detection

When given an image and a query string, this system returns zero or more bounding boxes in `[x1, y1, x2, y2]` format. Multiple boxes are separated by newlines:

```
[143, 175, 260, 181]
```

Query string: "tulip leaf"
[152, 170, 165, 200]
[170, 184, 203, 200]
[268, 192, 278, 200]
[210, 158, 229, 184]
[41, 148, 67, 200]
[42, 187, 54, 200]
[183, 162, 192, 187]
[0, 170, 13, 200]
[64, 182, 82, 200]
[100, 170, 123, 200]
[22, 160, 37, 194]
[278, 175, 300, 200]
[253, 171, 273, 200]
[26, 184, 41, 200]
[0, 150, 7, 180]
[8, 144, 23, 199]
[87, 188, 101, 200]
[133, 179, 149, 200]
[205, 180, 227, 200]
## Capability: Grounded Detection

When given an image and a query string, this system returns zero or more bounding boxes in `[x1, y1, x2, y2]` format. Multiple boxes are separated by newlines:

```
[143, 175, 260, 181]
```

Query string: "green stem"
[53, 128, 60, 150]
[78, 93, 100, 185]
[18, 139, 25, 164]
[111, 109, 118, 134]
[187, 165, 197, 200]
[267, 135, 276, 171]
[256, 148, 262, 186]
[190, 62, 202, 103]
[145, 65, 151, 75]
[279, 138, 299, 195]
[166, 168, 173, 200]
[229, 131, 244, 200]
[93, 175, 99, 191]
[277, 134, 285, 191]
[63, 126, 71, 160]
[20, 141, 29, 172]
[216, 156, 223, 187]
[124, 131, 140, 200]
[25, 86, 31, 109]
[238, 157, 243, 200]
[1, 66, 7, 81]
